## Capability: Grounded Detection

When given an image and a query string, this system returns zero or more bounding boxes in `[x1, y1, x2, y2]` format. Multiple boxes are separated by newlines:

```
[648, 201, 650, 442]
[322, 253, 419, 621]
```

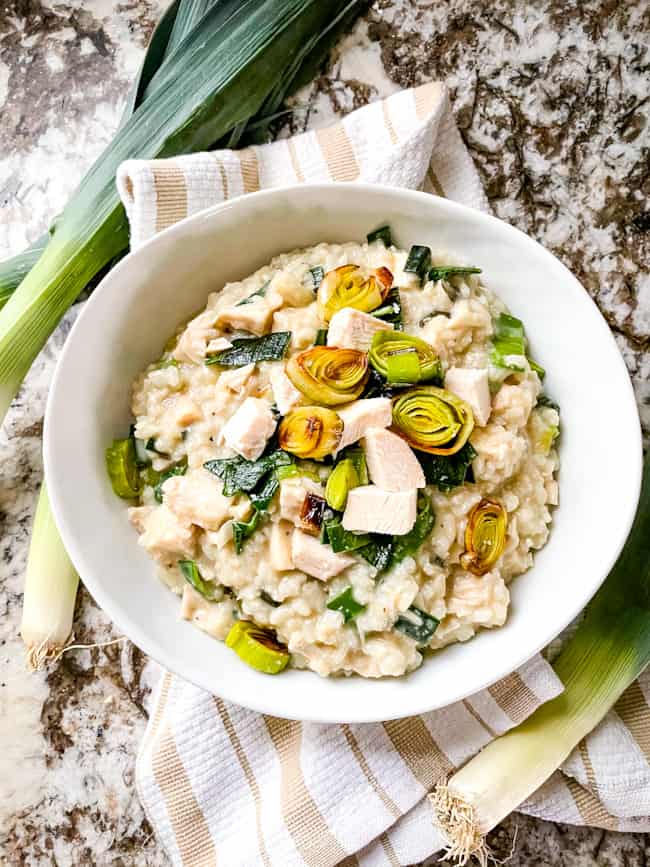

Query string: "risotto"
[106, 226, 560, 678]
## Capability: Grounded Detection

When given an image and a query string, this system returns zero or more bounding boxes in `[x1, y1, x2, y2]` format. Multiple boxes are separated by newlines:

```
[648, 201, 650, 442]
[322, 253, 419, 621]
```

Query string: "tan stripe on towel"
[379, 832, 400, 867]
[141, 671, 173, 756]
[237, 147, 260, 194]
[615, 680, 650, 763]
[578, 739, 599, 797]
[488, 671, 540, 726]
[382, 99, 398, 146]
[342, 725, 401, 820]
[214, 156, 229, 200]
[152, 724, 217, 867]
[153, 163, 188, 233]
[426, 166, 446, 198]
[462, 699, 498, 739]
[287, 139, 306, 183]
[414, 81, 443, 121]
[565, 776, 619, 831]
[264, 716, 347, 866]
[338, 856, 359, 867]
[383, 717, 453, 791]
[316, 123, 359, 182]
[215, 698, 271, 867]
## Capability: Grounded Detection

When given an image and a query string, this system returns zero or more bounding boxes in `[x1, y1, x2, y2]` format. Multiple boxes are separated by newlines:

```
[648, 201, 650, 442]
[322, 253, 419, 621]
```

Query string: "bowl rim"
[44, 182, 643, 722]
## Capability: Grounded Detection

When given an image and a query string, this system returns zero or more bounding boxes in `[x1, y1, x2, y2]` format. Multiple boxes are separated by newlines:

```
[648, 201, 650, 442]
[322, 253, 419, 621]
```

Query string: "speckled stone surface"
[0, 1, 648, 864]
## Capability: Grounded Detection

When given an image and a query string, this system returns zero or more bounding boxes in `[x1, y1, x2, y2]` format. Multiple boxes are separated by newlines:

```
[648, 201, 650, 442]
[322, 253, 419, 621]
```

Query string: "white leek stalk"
[431, 450, 650, 865]
[20, 484, 79, 670]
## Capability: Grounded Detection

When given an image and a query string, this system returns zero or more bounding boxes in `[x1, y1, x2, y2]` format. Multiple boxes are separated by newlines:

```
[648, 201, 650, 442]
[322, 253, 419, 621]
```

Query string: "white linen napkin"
[117, 84, 650, 867]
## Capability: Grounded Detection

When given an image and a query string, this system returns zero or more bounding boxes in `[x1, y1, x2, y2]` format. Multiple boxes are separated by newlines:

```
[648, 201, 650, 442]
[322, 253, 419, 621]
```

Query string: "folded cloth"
[118, 84, 650, 866]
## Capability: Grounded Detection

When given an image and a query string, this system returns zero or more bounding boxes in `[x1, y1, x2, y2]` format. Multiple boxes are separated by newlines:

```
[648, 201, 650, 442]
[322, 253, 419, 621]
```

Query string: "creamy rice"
[124, 239, 559, 678]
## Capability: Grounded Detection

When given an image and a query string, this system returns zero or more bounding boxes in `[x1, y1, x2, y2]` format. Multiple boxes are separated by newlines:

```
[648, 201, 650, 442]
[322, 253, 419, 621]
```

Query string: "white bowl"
[44, 184, 642, 723]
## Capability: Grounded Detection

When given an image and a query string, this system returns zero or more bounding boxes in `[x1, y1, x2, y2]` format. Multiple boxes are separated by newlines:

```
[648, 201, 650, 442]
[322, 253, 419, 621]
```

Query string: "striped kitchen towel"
[118, 84, 650, 866]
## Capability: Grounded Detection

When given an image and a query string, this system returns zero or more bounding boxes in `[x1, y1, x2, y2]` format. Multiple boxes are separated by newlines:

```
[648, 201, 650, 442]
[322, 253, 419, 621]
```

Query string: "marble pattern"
[0, 1, 648, 864]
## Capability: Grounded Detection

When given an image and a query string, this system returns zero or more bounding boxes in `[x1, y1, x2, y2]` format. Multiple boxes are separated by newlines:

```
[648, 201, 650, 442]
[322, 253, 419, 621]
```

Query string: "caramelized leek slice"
[325, 458, 359, 510]
[392, 386, 474, 455]
[317, 264, 392, 323]
[369, 331, 442, 385]
[286, 346, 369, 405]
[278, 406, 343, 459]
[461, 498, 507, 576]
[225, 621, 289, 674]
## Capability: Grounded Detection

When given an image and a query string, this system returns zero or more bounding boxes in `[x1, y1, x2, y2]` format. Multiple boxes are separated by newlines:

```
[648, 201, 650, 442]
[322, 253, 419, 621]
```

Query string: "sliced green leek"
[404, 244, 431, 280]
[394, 605, 439, 644]
[325, 458, 360, 510]
[366, 225, 392, 246]
[206, 332, 291, 367]
[106, 437, 142, 498]
[317, 265, 392, 323]
[322, 518, 370, 553]
[371, 286, 403, 329]
[326, 587, 366, 623]
[278, 406, 343, 459]
[226, 620, 289, 674]
[428, 265, 481, 282]
[490, 312, 545, 380]
[392, 386, 474, 455]
[460, 498, 507, 576]
[369, 331, 441, 385]
[286, 346, 369, 405]
[179, 559, 217, 599]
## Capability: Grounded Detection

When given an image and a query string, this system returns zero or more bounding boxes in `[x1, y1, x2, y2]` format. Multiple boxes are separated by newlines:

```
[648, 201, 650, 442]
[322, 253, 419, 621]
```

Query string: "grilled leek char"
[278, 406, 343, 459]
[461, 498, 507, 576]
[226, 621, 289, 674]
[286, 346, 369, 405]
[392, 386, 475, 455]
[317, 264, 393, 323]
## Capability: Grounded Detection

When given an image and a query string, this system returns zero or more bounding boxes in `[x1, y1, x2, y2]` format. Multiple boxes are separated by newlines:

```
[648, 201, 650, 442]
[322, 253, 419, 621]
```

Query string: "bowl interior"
[44, 184, 641, 723]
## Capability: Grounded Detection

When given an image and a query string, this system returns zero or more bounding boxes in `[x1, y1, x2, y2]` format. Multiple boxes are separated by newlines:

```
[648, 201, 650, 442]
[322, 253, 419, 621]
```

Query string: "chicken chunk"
[279, 477, 323, 525]
[221, 397, 277, 461]
[291, 530, 354, 581]
[217, 363, 255, 395]
[215, 297, 276, 336]
[363, 428, 425, 491]
[444, 367, 491, 427]
[342, 486, 417, 535]
[270, 364, 302, 415]
[172, 310, 231, 364]
[167, 394, 202, 429]
[181, 585, 235, 640]
[269, 520, 295, 571]
[266, 272, 314, 308]
[163, 469, 233, 531]
[336, 398, 392, 452]
[137, 504, 196, 557]
[327, 307, 393, 351]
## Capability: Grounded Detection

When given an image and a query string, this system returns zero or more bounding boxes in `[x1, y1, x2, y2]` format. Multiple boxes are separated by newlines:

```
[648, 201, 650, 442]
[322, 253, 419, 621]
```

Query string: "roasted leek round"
[286, 346, 369, 405]
[461, 498, 507, 576]
[278, 406, 343, 459]
[317, 264, 393, 322]
[369, 331, 442, 384]
[391, 386, 474, 455]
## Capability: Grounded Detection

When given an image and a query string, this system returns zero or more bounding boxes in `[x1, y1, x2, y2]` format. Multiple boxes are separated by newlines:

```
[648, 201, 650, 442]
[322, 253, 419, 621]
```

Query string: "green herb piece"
[232, 511, 262, 554]
[325, 459, 359, 510]
[366, 225, 392, 246]
[361, 368, 395, 400]
[106, 437, 142, 499]
[394, 605, 439, 644]
[344, 446, 369, 485]
[371, 286, 403, 330]
[416, 442, 477, 492]
[490, 312, 544, 378]
[178, 559, 217, 600]
[260, 590, 281, 607]
[391, 494, 435, 565]
[151, 457, 188, 503]
[404, 245, 432, 280]
[327, 587, 366, 623]
[385, 347, 421, 385]
[204, 449, 292, 496]
[309, 267, 325, 289]
[314, 328, 328, 346]
[323, 518, 370, 553]
[529, 359, 546, 379]
[536, 394, 560, 413]
[205, 332, 291, 367]
[236, 280, 270, 306]
[428, 265, 482, 282]
[248, 475, 280, 511]
[358, 536, 394, 572]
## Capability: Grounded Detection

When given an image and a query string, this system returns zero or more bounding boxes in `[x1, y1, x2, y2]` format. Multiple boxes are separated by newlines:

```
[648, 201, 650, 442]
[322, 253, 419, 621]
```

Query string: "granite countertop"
[1, 1, 648, 864]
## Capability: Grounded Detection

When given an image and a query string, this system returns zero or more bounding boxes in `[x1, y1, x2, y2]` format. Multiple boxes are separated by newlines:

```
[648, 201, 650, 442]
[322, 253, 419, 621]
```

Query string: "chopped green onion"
[428, 265, 482, 282]
[366, 225, 392, 246]
[236, 280, 270, 306]
[358, 536, 394, 572]
[404, 245, 432, 280]
[106, 437, 142, 498]
[226, 620, 289, 674]
[385, 347, 421, 385]
[178, 559, 217, 600]
[314, 328, 328, 346]
[327, 587, 366, 623]
[431, 452, 650, 864]
[394, 605, 439, 643]
[205, 331, 291, 367]
[20, 484, 79, 671]
[309, 266, 325, 289]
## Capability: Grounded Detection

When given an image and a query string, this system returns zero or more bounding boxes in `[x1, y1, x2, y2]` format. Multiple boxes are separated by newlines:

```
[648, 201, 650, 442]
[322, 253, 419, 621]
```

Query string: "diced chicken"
[270, 520, 295, 571]
[173, 310, 230, 364]
[336, 398, 392, 452]
[138, 504, 196, 557]
[270, 364, 302, 415]
[167, 394, 202, 428]
[279, 477, 323, 525]
[444, 367, 491, 427]
[327, 307, 393, 351]
[272, 303, 321, 350]
[128, 505, 154, 533]
[205, 337, 233, 356]
[221, 397, 277, 461]
[218, 363, 255, 394]
[181, 585, 234, 640]
[363, 428, 425, 491]
[163, 468, 233, 531]
[215, 298, 276, 336]
[342, 486, 418, 536]
[205, 521, 234, 549]
[266, 272, 314, 308]
[291, 529, 354, 581]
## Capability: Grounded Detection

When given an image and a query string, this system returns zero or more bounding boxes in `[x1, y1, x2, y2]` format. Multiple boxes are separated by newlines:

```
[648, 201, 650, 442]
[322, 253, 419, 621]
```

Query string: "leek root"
[20, 484, 79, 671]
[430, 449, 649, 864]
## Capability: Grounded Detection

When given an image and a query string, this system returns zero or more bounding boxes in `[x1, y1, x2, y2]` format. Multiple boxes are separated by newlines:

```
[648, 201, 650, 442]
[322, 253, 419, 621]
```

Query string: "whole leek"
[430, 449, 649, 865]
[20, 484, 79, 670]
[0, 0, 368, 421]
